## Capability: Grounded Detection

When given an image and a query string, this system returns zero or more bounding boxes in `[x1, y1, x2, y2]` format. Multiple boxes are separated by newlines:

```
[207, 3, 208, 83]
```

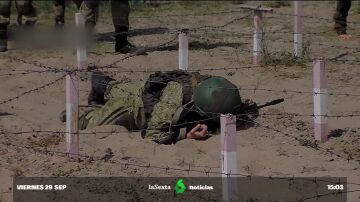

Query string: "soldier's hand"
[338, 34, 352, 40]
[186, 124, 208, 139]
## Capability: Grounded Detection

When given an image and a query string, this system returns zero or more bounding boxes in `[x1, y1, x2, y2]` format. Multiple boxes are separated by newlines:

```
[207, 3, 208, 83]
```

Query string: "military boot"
[88, 71, 114, 105]
[115, 26, 137, 54]
[55, 19, 65, 28]
[23, 20, 36, 28]
[0, 25, 8, 52]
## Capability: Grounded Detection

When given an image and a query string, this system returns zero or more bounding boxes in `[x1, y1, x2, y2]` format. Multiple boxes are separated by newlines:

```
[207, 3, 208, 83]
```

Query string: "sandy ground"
[0, 1, 359, 201]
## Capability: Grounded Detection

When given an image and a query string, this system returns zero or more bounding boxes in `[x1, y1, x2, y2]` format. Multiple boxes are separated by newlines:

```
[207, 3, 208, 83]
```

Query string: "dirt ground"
[0, 1, 359, 202]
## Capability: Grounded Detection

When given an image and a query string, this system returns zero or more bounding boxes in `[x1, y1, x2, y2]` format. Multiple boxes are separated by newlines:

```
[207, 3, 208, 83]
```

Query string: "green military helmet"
[193, 76, 242, 115]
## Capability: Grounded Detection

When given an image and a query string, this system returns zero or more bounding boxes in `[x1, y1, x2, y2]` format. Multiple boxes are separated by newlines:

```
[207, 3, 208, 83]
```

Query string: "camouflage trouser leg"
[334, 0, 352, 35]
[54, 0, 65, 24]
[79, 81, 146, 131]
[80, 0, 129, 30]
[80, 0, 99, 28]
[0, 0, 11, 26]
[73, 0, 82, 9]
[15, 0, 37, 25]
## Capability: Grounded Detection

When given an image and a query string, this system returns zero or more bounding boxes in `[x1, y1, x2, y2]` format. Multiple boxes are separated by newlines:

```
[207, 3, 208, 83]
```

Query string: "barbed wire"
[4, 55, 67, 72]
[1, 106, 359, 163]
[2, 106, 360, 137]
[2, 135, 358, 201]
[297, 189, 360, 202]
[0, 75, 66, 105]
[1, 61, 360, 101]
[1, 6, 359, 201]
[92, 34, 179, 70]
[327, 58, 360, 65]
[130, 9, 247, 19]
[86, 78, 360, 119]
[106, 79, 360, 98]
[1, 138, 360, 189]
[271, 11, 360, 26]
[0, 69, 57, 77]
[238, 117, 360, 163]
[272, 38, 360, 52]
[123, 5, 360, 28]
[96, 11, 253, 41]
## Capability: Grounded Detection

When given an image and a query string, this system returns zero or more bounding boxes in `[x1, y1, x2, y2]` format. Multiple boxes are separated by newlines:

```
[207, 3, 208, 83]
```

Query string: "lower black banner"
[13, 177, 347, 202]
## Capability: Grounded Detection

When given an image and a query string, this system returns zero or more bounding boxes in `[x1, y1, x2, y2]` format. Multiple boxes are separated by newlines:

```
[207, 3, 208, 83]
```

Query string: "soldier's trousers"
[0, 0, 37, 26]
[80, 0, 130, 31]
[334, 0, 352, 35]
[53, 0, 82, 23]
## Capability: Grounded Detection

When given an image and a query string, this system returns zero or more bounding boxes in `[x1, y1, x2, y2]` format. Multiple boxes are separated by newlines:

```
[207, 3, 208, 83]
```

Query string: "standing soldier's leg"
[0, 0, 11, 52]
[334, 0, 352, 39]
[15, 0, 37, 27]
[80, 0, 99, 29]
[54, 0, 66, 27]
[112, 0, 137, 53]
[73, 0, 83, 9]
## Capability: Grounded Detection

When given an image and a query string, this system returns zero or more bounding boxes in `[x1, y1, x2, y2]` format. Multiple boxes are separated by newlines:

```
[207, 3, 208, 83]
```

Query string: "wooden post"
[294, 1, 302, 57]
[66, 13, 86, 160]
[179, 30, 188, 71]
[221, 114, 238, 201]
[313, 59, 328, 143]
[253, 9, 263, 65]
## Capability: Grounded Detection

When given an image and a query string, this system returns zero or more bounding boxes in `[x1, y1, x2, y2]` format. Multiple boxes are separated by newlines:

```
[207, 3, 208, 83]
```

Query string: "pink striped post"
[313, 59, 328, 143]
[178, 30, 188, 71]
[66, 13, 87, 160]
[253, 9, 263, 65]
[294, 1, 302, 57]
[221, 114, 238, 201]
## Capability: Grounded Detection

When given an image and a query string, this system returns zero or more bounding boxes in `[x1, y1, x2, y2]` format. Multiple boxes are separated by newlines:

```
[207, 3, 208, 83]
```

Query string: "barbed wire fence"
[0, 2, 360, 201]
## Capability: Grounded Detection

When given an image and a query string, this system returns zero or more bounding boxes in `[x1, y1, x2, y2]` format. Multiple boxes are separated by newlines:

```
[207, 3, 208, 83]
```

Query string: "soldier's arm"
[144, 82, 188, 144]
[146, 124, 208, 144]
[145, 127, 188, 144]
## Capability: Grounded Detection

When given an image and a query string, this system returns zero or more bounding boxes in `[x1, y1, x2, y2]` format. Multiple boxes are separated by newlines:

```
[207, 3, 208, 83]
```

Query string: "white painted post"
[179, 30, 188, 71]
[66, 13, 87, 160]
[221, 114, 238, 201]
[313, 59, 328, 143]
[253, 9, 263, 65]
[294, 1, 302, 57]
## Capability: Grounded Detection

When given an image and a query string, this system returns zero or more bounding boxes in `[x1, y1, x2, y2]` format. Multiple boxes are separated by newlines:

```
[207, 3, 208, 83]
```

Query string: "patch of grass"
[262, 0, 291, 8]
[261, 39, 311, 68]
[27, 134, 63, 148]
[232, 0, 246, 4]
[33, 1, 53, 12]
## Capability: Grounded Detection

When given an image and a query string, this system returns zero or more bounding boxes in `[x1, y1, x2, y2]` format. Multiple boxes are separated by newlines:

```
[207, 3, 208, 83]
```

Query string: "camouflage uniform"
[54, 0, 66, 25]
[334, 0, 352, 35]
[0, 0, 37, 26]
[80, 0, 135, 53]
[53, 0, 82, 26]
[80, 0, 129, 29]
[79, 72, 205, 144]
[0, 0, 37, 51]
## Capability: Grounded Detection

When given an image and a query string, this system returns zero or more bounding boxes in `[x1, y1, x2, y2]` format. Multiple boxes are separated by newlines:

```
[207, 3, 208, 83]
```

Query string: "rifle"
[256, 98, 284, 110]
[178, 98, 285, 134]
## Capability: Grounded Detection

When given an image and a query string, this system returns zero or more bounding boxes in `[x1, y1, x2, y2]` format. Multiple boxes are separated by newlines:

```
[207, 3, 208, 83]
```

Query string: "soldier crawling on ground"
[61, 70, 284, 144]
